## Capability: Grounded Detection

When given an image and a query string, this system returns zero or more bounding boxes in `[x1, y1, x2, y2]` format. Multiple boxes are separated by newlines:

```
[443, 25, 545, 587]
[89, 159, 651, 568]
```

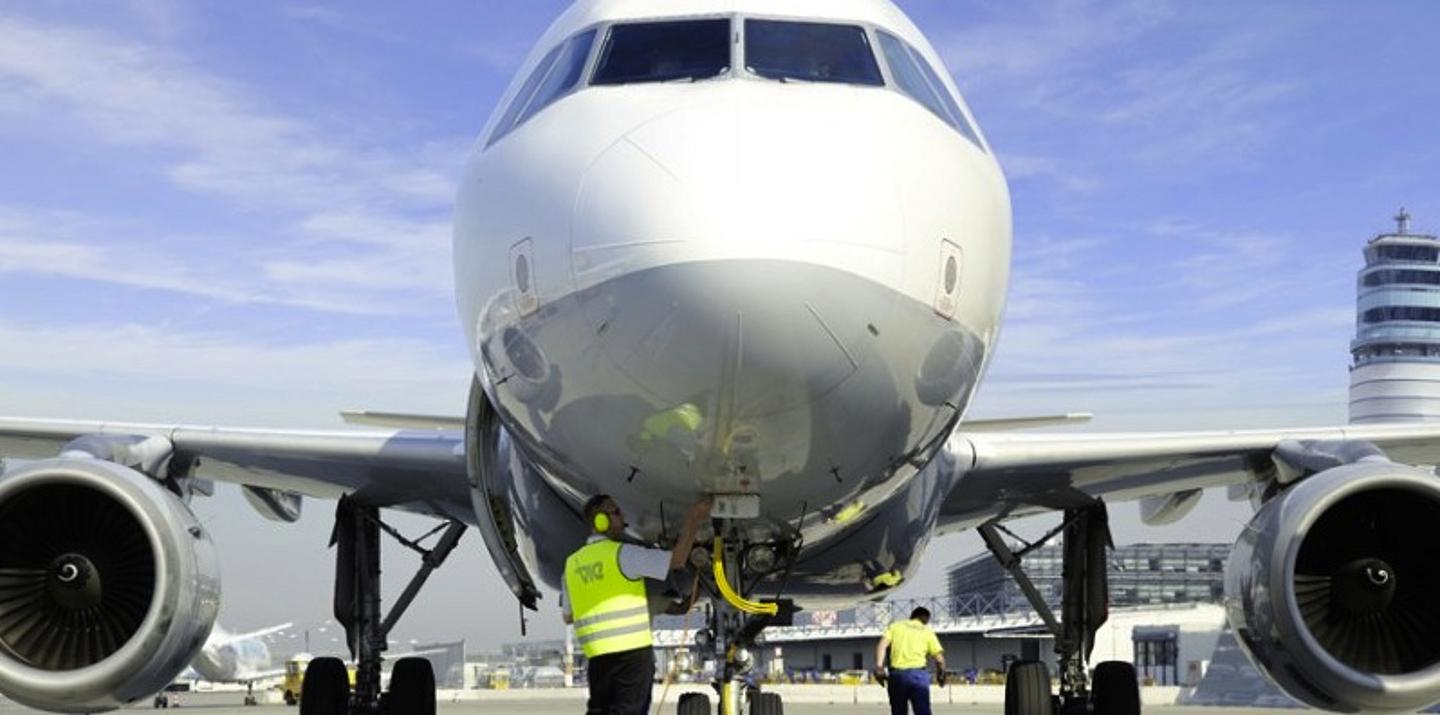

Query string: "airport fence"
[654, 592, 1044, 645]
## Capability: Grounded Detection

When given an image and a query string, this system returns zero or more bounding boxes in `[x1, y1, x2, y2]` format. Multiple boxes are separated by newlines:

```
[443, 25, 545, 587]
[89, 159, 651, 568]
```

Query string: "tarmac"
[0, 690, 1298, 714]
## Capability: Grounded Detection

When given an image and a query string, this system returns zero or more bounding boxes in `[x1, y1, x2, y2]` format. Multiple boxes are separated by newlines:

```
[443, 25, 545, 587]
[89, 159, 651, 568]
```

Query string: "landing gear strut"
[692, 530, 796, 715]
[303, 496, 465, 715]
[980, 502, 1140, 715]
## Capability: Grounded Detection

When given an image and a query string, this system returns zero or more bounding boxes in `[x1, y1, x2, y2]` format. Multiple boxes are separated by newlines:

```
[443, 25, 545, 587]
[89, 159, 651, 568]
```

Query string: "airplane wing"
[0, 417, 472, 521]
[213, 623, 294, 646]
[958, 412, 1093, 432]
[339, 410, 464, 430]
[939, 421, 1440, 531]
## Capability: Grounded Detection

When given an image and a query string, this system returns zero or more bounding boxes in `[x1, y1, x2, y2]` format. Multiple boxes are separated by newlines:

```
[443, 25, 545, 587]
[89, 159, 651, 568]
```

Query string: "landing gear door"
[934, 239, 963, 320]
[465, 376, 543, 609]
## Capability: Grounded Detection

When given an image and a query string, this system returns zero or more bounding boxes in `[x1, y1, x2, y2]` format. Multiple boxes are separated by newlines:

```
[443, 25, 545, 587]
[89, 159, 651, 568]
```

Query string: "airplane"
[0, 0, 1438, 714]
[188, 622, 294, 705]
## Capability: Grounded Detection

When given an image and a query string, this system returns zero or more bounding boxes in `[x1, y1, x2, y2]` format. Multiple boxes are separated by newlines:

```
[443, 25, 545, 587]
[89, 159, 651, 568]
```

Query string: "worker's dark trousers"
[887, 668, 932, 715]
[586, 647, 654, 715]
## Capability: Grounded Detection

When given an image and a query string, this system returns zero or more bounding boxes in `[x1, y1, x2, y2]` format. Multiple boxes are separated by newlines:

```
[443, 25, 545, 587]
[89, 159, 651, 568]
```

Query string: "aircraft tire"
[677, 691, 710, 715]
[1091, 661, 1141, 715]
[387, 657, 437, 715]
[751, 690, 783, 715]
[299, 657, 350, 715]
[1004, 660, 1053, 715]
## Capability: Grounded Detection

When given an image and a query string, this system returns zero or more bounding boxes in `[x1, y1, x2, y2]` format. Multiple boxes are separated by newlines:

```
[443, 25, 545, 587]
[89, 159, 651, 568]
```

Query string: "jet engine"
[0, 458, 220, 713]
[1226, 462, 1440, 712]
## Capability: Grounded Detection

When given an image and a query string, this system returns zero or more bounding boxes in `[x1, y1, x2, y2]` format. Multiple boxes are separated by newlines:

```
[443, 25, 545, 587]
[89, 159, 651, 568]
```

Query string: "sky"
[1, 0, 1439, 654]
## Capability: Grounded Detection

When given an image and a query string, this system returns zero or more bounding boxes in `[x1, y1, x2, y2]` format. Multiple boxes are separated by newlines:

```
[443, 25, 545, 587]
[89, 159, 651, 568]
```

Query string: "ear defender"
[593, 512, 611, 533]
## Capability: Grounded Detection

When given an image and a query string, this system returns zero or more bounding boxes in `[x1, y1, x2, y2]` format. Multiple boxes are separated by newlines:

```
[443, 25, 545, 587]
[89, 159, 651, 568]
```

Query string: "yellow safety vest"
[565, 539, 653, 658]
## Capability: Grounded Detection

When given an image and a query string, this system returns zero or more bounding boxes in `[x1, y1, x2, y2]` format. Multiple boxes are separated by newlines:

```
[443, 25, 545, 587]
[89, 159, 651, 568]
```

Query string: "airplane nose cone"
[565, 257, 930, 500]
[517, 84, 986, 507]
[567, 85, 915, 443]
[575, 258, 872, 415]
[571, 85, 905, 290]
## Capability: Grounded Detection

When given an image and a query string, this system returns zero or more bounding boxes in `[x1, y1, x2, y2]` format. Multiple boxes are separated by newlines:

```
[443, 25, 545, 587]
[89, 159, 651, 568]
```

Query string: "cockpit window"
[876, 31, 984, 150]
[592, 19, 731, 85]
[743, 19, 883, 86]
[488, 29, 598, 147]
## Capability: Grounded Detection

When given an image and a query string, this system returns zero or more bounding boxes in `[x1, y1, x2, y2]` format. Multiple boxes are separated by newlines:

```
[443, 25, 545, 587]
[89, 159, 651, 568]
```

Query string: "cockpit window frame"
[739, 17, 885, 88]
[482, 14, 988, 155]
[589, 15, 737, 87]
[739, 15, 987, 153]
[873, 29, 987, 153]
[485, 23, 607, 149]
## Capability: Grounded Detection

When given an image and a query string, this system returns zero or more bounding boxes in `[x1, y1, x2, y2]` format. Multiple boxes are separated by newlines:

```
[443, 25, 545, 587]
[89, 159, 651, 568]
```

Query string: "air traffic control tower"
[1350, 210, 1440, 423]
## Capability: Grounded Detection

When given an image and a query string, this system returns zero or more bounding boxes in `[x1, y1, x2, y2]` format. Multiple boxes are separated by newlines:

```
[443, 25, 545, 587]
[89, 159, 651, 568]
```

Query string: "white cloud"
[281, 5, 404, 42]
[0, 207, 428, 314]
[938, 0, 1305, 174]
[0, 17, 458, 210]
[938, 0, 1175, 87]
[0, 319, 472, 424]
[980, 218, 1358, 430]
[0, 15, 466, 310]
[997, 153, 1101, 193]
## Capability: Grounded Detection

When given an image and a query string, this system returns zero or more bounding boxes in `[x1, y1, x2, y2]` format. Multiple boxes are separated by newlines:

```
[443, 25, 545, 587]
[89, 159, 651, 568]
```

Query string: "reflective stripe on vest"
[565, 539, 652, 658]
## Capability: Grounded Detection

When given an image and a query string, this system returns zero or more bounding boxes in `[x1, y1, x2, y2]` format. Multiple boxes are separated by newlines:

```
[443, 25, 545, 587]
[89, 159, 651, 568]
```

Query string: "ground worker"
[874, 607, 947, 715]
[562, 494, 711, 715]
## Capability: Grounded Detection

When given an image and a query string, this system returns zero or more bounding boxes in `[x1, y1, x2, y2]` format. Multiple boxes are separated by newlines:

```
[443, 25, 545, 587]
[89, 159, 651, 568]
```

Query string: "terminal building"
[1350, 210, 1440, 423]
[945, 542, 1229, 613]
[652, 542, 1230, 687]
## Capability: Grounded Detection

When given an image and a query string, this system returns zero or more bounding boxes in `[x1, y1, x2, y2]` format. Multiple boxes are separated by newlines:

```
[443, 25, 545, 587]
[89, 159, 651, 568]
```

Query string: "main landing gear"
[683, 531, 797, 715]
[980, 502, 1141, 715]
[300, 497, 466, 715]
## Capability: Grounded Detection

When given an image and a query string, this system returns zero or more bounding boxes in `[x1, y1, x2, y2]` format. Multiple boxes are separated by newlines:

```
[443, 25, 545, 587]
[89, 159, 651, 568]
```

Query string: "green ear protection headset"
[593, 511, 611, 533]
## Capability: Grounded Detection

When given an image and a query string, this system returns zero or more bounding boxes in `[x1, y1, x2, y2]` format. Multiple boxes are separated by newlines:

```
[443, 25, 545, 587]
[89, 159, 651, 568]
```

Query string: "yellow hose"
[711, 537, 779, 616]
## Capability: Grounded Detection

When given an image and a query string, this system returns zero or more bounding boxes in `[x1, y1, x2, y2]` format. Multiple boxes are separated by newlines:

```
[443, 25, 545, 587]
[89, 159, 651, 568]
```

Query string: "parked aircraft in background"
[1, 1, 1438, 714]
[185, 623, 293, 705]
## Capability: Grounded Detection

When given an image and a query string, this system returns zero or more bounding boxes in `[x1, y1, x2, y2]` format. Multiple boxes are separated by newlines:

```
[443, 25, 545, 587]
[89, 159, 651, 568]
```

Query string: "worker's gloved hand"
[873, 667, 888, 687]
[935, 669, 948, 687]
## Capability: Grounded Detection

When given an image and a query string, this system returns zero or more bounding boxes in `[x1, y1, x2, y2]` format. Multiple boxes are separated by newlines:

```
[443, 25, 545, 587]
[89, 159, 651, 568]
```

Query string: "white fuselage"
[189, 626, 274, 684]
[453, 0, 1011, 546]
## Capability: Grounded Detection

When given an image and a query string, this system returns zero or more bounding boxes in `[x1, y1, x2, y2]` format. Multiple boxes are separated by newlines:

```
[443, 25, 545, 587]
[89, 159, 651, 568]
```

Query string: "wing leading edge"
[938, 421, 1440, 532]
[0, 417, 473, 522]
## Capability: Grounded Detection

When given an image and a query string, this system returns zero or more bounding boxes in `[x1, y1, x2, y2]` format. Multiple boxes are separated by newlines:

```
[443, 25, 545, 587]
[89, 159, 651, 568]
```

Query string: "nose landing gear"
[693, 531, 797, 715]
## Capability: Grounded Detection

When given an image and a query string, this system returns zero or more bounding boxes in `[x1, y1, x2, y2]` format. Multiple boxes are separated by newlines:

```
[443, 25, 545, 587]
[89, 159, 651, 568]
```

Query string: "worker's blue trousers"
[886, 668, 932, 715]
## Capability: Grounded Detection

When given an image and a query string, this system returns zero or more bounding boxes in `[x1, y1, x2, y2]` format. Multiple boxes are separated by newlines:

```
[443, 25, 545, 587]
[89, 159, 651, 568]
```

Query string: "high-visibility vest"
[565, 539, 653, 658]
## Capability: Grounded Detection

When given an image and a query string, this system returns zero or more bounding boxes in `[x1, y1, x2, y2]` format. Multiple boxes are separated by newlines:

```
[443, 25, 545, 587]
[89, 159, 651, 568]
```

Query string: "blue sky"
[1, 1, 1438, 650]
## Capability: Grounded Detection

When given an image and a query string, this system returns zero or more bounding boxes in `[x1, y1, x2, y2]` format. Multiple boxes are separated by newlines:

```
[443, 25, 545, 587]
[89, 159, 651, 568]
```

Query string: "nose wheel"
[677, 692, 710, 715]
[749, 690, 783, 715]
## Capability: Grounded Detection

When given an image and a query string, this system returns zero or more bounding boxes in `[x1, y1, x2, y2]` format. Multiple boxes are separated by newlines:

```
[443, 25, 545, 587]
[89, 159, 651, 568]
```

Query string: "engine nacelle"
[0, 458, 220, 713]
[1227, 462, 1440, 712]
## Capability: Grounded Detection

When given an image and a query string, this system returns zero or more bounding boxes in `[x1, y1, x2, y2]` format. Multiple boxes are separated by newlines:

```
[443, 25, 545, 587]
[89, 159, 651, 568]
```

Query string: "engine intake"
[1227, 462, 1440, 712]
[0, 459, 220, 713]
